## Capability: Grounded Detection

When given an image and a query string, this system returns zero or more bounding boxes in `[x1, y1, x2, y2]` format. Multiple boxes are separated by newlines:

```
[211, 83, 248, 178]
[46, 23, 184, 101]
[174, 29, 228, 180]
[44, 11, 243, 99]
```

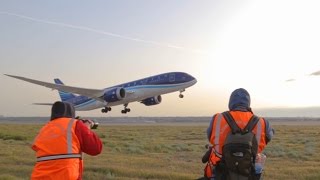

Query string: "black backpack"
[216, 111, 260, 180]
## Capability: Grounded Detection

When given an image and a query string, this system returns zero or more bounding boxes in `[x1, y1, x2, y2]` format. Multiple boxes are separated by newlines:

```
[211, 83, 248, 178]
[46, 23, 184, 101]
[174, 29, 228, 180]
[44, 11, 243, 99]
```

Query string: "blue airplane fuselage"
[67, 72, 196, 111]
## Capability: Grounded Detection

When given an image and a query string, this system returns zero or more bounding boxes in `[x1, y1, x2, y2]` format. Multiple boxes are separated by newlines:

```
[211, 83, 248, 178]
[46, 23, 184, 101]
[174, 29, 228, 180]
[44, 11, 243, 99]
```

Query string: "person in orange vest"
[31, 101, 103, 180]
[204, 88, 274, 180]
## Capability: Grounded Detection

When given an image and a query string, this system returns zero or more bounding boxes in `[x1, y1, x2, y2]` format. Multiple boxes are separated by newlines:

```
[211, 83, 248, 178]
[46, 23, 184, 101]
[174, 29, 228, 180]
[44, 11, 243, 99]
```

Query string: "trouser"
[213, 166, 262, 180]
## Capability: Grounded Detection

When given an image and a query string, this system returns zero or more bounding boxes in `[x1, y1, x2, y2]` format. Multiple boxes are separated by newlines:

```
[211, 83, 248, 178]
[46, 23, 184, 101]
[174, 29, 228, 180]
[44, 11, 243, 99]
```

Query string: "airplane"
[4, 72, 197, 114]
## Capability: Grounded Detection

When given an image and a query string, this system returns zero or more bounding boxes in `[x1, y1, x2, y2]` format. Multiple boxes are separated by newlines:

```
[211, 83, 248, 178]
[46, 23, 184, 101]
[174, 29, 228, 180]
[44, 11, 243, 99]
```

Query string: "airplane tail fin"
[54, 78, 76, 101]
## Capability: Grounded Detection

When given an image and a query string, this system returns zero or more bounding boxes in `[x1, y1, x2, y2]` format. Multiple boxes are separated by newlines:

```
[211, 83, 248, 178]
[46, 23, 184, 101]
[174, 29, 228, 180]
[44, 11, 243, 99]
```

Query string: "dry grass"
[0, 123, 319, 180]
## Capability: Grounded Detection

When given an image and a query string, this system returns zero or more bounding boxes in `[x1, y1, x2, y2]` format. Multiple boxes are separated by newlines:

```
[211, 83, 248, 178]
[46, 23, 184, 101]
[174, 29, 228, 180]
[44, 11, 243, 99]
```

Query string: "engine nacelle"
[103, 87, 126, 102]
[141, 95, 162, 106]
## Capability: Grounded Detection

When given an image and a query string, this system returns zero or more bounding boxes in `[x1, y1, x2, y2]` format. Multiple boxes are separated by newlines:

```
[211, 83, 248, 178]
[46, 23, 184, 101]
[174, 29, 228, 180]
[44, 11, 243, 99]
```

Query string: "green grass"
[0, 124, 319, 179]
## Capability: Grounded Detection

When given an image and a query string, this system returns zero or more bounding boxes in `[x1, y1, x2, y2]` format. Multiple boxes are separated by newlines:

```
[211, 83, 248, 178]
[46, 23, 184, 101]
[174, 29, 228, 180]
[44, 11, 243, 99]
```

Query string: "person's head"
[228, 88, 251, 112]
[50, 101, 75, 120]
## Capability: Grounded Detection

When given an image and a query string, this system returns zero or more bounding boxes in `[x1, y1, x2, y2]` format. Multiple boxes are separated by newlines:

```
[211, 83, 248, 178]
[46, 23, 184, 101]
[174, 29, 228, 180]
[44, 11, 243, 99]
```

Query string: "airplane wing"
[4, 74, 106, 101]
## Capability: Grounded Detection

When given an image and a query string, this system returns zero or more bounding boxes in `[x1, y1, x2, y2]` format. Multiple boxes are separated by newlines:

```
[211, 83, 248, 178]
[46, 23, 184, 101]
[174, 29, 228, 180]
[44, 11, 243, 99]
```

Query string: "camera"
[75, 116, 99, 129]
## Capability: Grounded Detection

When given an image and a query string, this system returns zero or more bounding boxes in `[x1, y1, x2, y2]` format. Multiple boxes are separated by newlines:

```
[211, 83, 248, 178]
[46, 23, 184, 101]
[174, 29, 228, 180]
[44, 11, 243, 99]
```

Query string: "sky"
[1, 0, 320, 117]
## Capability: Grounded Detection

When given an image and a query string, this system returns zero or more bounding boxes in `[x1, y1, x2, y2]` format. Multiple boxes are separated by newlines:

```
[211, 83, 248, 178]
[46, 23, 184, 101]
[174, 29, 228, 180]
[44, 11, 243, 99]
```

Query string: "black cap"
[50, 101, 75, 120]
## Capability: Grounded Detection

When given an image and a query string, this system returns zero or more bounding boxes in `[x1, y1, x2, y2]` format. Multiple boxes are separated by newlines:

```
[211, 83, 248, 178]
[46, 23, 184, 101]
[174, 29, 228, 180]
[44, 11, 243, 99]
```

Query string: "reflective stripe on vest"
[214, 114, 223, 158]
[256, 118, 262, 146]
[37, 154, 82, 162]
[67, 118, 74, 154]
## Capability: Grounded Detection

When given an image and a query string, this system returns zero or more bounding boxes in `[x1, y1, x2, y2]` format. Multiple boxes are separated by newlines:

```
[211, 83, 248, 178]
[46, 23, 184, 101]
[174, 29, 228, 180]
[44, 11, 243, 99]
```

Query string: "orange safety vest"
[209, 111, 267, 165]
[31, 118, 82, 180]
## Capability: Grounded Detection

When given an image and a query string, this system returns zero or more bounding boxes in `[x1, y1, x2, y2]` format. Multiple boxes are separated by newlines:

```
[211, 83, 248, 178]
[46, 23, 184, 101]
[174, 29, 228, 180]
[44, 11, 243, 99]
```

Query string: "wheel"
[101, 109, 106, 113]
[121, 110, 127, 114]
[179, 94, 184, 98]
[108, 107, 112, 111]
[127, 108, 131, 112]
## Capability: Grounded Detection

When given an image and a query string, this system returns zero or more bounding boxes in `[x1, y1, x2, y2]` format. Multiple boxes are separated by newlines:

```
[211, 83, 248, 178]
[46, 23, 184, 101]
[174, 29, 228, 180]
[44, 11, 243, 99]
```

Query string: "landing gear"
[179, 89, 185, 98]
[121, 103, 131, 114]
[101, 107, 111, 113]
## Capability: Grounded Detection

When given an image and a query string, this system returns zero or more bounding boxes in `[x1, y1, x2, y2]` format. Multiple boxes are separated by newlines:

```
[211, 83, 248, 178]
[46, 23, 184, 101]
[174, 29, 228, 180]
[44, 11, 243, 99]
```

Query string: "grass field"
[0, 123, 319, 180]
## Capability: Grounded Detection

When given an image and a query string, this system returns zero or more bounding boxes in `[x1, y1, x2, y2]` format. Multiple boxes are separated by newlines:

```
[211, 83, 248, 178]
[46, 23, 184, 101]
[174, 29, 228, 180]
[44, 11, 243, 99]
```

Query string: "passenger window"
[169, 74, 175, 82]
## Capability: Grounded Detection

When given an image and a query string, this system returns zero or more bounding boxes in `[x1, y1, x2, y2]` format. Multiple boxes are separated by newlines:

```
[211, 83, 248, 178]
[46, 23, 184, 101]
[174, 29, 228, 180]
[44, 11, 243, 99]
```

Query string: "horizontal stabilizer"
[33, 103, 53, 106]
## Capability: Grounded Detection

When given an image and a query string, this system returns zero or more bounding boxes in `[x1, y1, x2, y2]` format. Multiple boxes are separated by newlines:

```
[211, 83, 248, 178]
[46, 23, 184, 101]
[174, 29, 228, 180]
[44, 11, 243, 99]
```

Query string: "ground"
[0, 122, 319, 180]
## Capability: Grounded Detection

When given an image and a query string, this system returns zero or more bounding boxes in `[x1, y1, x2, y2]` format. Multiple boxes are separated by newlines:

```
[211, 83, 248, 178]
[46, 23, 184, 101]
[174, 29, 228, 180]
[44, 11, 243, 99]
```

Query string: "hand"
[81, 119, 93, 129]
[84, 121, 92, 129]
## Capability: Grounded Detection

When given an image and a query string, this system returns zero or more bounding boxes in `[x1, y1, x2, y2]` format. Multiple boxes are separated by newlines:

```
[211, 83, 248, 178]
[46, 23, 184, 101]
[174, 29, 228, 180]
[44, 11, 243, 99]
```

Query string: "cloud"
[309, 70, 320, 76]
[0, 11, 205, 54]
[285, 79, 295, 82]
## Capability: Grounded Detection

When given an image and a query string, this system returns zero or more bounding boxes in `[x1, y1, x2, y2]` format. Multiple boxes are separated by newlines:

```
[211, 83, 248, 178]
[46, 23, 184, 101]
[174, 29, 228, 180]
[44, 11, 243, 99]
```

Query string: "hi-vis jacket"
[208, 111, 271, 165]
[31, 118, 82, 180]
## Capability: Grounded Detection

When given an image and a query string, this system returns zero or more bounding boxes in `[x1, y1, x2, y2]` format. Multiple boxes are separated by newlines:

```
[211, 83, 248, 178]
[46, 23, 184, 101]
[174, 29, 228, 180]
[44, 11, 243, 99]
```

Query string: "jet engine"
[141, 95, 162, 106]
[103, 87, 126, 102]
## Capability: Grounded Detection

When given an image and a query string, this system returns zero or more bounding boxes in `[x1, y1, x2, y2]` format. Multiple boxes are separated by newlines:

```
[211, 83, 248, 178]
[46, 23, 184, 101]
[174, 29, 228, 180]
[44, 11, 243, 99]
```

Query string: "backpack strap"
[243, 115, 260, 133]
[222, 111, 241, 134]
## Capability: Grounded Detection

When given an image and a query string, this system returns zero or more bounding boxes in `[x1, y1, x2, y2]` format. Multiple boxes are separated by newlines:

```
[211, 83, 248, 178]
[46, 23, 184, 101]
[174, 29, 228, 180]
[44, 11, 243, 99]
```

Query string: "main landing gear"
[101, 107, 111, 113]
[121, 103, 131, 114]
[101, 104, 131, 114]
[179, 89, 185, 98]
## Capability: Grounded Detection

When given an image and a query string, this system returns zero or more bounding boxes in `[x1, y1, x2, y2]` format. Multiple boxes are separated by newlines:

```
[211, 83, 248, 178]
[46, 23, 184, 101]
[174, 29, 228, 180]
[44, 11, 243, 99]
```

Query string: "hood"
[50, 101, 75, 120]
[228, 88, 251, 111]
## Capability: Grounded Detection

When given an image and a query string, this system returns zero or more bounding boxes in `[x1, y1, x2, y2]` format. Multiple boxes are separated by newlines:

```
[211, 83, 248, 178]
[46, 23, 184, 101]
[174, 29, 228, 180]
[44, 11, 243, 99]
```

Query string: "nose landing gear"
[179, 89, 185, 98]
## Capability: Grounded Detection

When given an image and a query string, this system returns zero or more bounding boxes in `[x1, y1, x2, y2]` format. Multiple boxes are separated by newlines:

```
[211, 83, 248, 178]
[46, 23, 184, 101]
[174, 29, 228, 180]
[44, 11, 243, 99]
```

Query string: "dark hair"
[50, 101, 75, 120]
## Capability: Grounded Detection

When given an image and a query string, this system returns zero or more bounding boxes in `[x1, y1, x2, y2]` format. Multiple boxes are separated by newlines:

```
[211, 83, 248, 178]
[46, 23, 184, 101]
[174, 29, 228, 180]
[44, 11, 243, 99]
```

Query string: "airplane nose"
[190, 74, 196, 81]
[179, 72, 197, 84]
[187, 73, 197, 83]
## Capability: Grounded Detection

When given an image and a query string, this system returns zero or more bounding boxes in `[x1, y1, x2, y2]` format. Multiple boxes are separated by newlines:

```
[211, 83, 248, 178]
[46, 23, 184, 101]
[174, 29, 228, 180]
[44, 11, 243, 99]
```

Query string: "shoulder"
[210, 113, 222, 123]
[213, 112, 225, 119]
[258, 116, 269, 126]
[255, 116, 273, 132]
[75, 120, 90, 132]
[209, 113, 225, 128]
